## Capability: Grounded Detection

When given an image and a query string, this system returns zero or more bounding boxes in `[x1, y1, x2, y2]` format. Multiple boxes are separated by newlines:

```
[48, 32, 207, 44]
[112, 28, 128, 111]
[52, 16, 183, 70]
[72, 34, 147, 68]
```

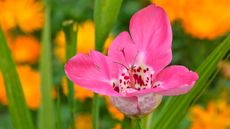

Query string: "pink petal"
[130, 4, 172, 72]
[153, 65, 199, 96]
[108, 31, 138, 66]
[90, 51, 119, 80]
[65, 53, 120, 96]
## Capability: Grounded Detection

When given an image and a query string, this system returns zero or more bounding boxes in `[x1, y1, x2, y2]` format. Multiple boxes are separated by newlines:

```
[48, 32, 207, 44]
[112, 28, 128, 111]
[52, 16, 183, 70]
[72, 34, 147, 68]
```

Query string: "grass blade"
[94, 0, 123, 51]
[0, 27, 35, 129]
[63, 21, 78, 129]
[93, 1, 123, 129]
[151, 35, 230, 129]
[38, 3, 55, 129]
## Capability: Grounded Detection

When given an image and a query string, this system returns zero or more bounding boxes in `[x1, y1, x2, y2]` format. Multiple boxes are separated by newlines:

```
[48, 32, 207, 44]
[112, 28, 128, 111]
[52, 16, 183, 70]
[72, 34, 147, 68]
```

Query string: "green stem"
[57, 85, 62, 129]
[141, 113, 153, 129]
[38, 3, 55, 129]
[92, 94, 100, 129]
[131, 118, 141, 129]
[63, 20, 77, 129]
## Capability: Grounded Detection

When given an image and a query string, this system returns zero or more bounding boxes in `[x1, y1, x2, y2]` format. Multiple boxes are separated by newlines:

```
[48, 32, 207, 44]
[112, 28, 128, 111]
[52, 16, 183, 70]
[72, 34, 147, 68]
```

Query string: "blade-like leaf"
[94, 0, 123, 51]
[0, 27, 35, 129]
[38, 4, 55, 129]
[93, 1, 123, 129]
[63, 21, 78, 129]
[151, 34, 230, 129]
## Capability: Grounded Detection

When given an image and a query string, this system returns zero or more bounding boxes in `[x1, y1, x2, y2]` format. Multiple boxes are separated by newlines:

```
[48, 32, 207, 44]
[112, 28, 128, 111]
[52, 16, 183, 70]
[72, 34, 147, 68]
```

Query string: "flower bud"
[110, 93, 162, 118]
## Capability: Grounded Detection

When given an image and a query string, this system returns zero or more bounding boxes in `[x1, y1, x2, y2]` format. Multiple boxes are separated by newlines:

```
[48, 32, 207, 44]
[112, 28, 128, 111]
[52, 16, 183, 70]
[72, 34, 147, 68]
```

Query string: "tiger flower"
[65, 4, 199, 117]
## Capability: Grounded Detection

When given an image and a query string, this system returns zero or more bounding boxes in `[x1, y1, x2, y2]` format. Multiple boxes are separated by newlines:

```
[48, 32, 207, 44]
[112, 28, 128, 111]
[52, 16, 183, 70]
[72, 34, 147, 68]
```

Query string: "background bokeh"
[0, 0, 230, 129]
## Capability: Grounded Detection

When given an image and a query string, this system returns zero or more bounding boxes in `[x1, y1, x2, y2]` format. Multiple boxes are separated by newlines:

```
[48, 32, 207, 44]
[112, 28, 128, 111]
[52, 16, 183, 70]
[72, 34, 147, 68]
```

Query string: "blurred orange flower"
[55, 20, 113, 63]
[75, 114, 92, 129]
[0, 65, 40, 109]
[219, 61, 230, 79]
[62, 78, 94, 102]
[152, 0, 230, 39]
[111, 124, 122, 129]
[0, 0, 44, 32]
[181, 0, 230, 39]
[105, 97, 124, 121]
[11, 36, 40, 64]
[151, 0, 186, 22]
[190, 98, 230, 129]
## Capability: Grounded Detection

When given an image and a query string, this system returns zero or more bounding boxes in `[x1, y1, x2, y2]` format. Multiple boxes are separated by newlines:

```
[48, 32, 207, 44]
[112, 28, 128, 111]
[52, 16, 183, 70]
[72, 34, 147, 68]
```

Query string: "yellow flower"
[10, 36, 40, 64]
[189, 98, 230, 129]
[0, 0, 44, 32]
[62, 78, 94, 102]
[181, 0, 230, 39]
[55, 20, 113, 63]
[105, 97, 124, 121]
[151, 0, 186, 22]
[0, 65, 41, 109]
[75, 114, 92, 129]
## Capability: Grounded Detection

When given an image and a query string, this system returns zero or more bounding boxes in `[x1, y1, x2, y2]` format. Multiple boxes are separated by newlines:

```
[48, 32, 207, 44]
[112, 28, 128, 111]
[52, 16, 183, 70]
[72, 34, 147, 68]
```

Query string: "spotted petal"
[65, 52, 120, 96]
[130, 4, 172, 72]
[153, 65, 199, 96]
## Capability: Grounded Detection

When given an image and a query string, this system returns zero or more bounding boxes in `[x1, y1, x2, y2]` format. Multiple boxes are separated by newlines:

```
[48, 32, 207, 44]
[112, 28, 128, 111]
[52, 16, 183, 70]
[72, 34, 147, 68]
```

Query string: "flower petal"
[65, 53, 120, 96]
[90, 50, 119, 80]
[153, 65, 199, 96]
[130, 4, 172, 72]
[108, 31, 138, 66]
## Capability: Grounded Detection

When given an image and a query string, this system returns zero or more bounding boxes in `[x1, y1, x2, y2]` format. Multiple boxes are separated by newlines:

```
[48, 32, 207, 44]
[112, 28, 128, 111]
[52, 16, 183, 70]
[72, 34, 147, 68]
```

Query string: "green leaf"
[151, 34, 230, 129]
[94, 0, 123, 51]
[63, 21, 78, 129]
[93, 1, 123, 129]
[38, 4, 55, 129]
[0, 27, 35, 129]
[131, 119, 141, 129]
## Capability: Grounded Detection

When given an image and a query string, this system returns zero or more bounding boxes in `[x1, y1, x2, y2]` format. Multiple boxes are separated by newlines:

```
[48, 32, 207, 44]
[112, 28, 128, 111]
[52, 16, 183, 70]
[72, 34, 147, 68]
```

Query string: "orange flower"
[219, 61, 230, 79]
[181, 0, 230, 39]
[62, 78, 94, 101]
[11, 36, 40, 64]
[105, 97, 124, 121]
[55, 20, 113, 63]
[111, 124, 122, 129]
[75, 114, 92, 129]
[151, 0, 230, 39]
[189, 98, 230, 129]
[0, 65, 41, 109]
[151, 0, 186, 22]
[0, 0, 44, 32]
[0, 74, 7, 105]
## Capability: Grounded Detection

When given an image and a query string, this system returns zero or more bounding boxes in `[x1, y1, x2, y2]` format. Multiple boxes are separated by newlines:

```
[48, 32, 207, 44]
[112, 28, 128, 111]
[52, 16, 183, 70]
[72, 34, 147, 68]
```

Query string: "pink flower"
[65, 4, 199, 117]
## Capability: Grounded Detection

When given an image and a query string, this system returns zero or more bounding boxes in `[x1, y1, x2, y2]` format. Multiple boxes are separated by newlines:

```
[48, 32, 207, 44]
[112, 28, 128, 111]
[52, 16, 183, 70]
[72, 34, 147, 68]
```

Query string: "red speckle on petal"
[114, 87, 120, 92]
[124, 76, 129, 80]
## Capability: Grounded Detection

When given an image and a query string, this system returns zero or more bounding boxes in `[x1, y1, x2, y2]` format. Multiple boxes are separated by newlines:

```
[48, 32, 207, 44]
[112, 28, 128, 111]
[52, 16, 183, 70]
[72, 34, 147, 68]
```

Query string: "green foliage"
[0, 28, 35, 129]
[63, 21, 78, 129]
[151, 34, 230, 129]
[94, 0, 123, 51]
[38, 5, 55, 129]
[93, 1, 123, 129]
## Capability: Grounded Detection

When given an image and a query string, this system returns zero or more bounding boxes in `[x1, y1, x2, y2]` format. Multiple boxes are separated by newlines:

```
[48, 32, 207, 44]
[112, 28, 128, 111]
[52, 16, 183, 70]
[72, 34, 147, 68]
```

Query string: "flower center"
[112, 65, 155, 94]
